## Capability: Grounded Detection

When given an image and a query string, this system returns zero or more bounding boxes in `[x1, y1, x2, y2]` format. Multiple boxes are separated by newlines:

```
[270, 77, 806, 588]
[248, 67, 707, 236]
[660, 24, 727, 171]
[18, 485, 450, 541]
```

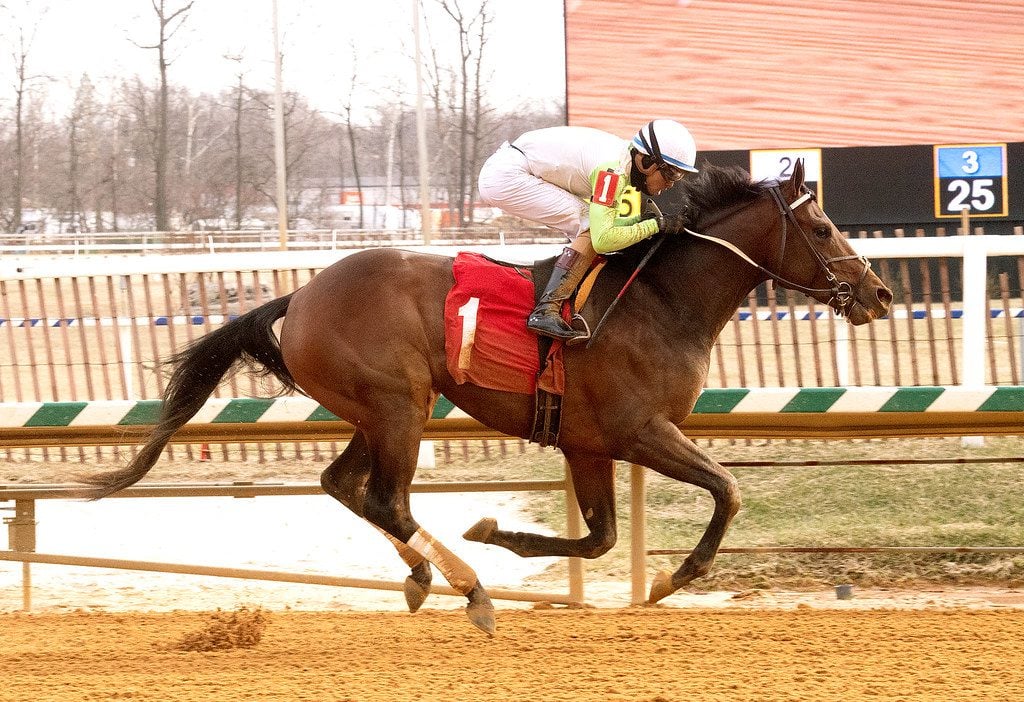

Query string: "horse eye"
[814, 226, 832, 240]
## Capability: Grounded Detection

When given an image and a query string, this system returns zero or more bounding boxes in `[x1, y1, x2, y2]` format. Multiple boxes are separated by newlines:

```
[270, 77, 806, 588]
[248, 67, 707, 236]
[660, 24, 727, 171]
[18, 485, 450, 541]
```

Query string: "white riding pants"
[477, 142, 589, 239]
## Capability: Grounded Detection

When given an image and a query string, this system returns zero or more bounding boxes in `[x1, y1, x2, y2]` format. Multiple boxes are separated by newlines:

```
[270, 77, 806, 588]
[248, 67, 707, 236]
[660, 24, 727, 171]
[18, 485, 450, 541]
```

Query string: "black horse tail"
[78, 294, 296, 499]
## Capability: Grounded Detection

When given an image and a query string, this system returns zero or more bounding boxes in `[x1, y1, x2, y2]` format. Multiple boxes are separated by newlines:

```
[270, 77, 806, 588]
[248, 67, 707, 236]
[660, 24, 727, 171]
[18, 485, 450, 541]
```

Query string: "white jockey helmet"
[632, 119, 699, 173]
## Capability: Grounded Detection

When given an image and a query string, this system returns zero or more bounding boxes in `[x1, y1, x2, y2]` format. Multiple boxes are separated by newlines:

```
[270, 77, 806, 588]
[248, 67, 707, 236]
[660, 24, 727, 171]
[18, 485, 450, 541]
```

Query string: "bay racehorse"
[79, 160, 892, 635]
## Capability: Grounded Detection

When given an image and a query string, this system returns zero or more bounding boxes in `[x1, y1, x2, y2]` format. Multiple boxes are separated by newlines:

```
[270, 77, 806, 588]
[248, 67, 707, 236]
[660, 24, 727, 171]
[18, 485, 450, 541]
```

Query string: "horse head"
[678, 161, 891, 324]
[767, 160, 892, 324]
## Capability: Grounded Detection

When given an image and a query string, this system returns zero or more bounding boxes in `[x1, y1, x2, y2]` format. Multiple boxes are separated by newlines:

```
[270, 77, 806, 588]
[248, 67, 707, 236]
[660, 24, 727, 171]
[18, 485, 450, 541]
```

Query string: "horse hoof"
[463, 517, 498, 543]
[466, 601, 496, 637]
[648, 570, 676, 604]
[466, 582, 496, 636]
[404, 575, 430, 613]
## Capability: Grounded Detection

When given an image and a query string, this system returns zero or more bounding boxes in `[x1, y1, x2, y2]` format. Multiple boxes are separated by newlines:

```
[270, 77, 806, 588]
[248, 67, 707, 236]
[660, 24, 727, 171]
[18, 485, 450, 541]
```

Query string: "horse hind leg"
[464, 453, 617, 560]
[360, 424, 495, 636]
[320, 431, 433, 613]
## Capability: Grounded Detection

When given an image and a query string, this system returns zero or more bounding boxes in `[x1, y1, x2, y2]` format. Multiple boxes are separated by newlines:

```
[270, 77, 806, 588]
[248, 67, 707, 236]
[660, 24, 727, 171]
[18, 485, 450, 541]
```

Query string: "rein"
[685, 185, 871, 316]
[583, 233, 666, 349]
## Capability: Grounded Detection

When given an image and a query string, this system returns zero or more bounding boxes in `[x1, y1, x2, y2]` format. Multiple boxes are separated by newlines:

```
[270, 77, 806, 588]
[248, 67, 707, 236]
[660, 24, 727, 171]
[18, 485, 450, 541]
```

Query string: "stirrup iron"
[565, 313, 591, 346]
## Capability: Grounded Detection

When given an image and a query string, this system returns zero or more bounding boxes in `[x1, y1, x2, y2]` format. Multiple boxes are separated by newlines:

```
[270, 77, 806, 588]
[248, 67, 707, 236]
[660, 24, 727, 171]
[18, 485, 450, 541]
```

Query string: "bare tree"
[464, 0, 493, 227]
[224, 55, 249, 230]
[120, 77, 158, 219]
[2, 2, 50, 231]
[95, 106, 121, 232]
[65, 74, 100, 231]
[9, 28, 29, 230]
[334, 121, 347, 217]
[436, 0, 492, 228]
[338, 44, 365, 229]
[131, 0, 194, 231]
[420, 24, 456, 225]
[99, 99, 135, 232]
[247, 89, 321, 227]
[0, 0, 560, 235]
[394, 107, 412, 228]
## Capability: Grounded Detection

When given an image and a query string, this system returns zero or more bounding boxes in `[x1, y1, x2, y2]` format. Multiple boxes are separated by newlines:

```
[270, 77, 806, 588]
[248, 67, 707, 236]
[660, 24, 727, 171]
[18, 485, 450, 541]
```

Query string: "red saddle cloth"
[444, 252, 565, 395]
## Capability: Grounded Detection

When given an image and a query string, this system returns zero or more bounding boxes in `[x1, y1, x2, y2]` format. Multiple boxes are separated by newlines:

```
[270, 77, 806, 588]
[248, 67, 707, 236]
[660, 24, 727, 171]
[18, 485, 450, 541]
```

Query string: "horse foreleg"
[320, 431, 433, 612]
[362, 425, 495, 636]
[622, 419, 741, 604]
[464, 454, 617, 559]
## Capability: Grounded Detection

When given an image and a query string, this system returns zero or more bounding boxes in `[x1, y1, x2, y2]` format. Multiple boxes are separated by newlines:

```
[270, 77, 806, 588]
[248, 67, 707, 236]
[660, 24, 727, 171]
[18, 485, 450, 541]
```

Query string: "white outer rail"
[3, 235, 1024, 608]
[4, 234, 1018, 390]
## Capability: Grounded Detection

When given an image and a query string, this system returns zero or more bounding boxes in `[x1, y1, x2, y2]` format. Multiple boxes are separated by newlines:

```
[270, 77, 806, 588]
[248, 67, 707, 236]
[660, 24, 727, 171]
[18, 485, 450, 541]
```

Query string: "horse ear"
[788, 158, 805, 191]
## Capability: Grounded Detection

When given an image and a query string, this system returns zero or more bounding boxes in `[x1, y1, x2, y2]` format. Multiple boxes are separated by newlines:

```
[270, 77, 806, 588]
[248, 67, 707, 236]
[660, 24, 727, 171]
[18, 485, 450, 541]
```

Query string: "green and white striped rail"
[1, 386, 1023, 448]
[0, 395, 465, 428]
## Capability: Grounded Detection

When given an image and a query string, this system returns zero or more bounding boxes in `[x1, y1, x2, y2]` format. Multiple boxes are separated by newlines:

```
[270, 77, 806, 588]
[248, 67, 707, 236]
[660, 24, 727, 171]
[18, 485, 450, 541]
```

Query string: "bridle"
[685, 183, 872, 317]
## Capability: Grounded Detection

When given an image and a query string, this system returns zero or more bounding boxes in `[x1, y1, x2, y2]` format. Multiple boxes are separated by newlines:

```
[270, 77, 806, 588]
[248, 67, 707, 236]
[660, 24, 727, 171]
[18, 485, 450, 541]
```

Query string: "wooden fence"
[1, 227, 1023, 464]
[5, 228, 1024, 611]
[3, 386, 1023, 610]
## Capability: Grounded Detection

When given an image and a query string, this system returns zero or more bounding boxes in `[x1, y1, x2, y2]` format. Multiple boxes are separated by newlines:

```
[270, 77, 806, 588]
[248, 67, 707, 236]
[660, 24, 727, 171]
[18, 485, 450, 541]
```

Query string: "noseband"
[686, 185, 872, 317]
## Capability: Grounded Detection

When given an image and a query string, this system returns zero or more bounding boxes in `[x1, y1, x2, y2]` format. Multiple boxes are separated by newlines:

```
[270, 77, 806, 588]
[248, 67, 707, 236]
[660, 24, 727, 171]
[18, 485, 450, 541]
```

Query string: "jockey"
[477, 119, 697, 341]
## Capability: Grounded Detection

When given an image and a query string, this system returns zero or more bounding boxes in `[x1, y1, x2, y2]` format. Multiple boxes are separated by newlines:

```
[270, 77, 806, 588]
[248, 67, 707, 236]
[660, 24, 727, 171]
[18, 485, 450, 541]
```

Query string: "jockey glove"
[654, 213, 689, 236]
[641, 198, 688, 236]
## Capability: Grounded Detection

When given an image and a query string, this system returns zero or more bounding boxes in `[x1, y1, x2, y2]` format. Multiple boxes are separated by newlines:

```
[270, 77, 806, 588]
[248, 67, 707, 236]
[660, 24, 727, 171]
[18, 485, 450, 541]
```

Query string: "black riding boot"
[527, 248, 590, 341]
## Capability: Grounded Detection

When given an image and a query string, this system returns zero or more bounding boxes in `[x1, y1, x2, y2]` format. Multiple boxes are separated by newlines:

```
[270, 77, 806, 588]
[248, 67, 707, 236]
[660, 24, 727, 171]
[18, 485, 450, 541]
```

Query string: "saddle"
[442, 252, 605, 447]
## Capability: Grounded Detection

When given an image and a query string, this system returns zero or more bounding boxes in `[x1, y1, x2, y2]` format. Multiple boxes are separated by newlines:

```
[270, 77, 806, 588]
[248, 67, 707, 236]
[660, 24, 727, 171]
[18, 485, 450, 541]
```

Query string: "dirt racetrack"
[3, 607, 1024, 702]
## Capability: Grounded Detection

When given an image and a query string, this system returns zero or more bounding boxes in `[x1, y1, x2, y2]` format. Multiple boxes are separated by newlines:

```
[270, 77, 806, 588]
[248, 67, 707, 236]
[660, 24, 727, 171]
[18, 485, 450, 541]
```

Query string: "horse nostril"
[877, 287, 894, 308]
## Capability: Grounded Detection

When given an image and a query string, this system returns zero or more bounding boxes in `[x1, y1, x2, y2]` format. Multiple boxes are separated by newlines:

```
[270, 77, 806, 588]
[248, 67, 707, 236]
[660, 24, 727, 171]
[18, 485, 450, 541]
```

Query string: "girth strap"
[530, 387, 561, 447]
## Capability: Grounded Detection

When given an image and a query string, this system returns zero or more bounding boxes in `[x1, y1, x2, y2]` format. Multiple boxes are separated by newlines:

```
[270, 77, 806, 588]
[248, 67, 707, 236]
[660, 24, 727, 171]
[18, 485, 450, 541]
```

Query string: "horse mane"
[682, 163, 768, 227]
[604, 163, 774, 269]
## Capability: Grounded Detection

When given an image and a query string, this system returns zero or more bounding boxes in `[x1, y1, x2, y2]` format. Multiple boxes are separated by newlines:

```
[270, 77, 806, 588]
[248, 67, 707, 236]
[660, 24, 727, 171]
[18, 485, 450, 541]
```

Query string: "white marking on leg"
[407, 528, 478, 594]
[382, 531, 426, 568]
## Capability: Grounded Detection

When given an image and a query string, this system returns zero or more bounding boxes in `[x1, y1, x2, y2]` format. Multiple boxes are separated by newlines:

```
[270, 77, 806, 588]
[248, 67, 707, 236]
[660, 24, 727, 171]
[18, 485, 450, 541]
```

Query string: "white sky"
[5, 0, 567, 119]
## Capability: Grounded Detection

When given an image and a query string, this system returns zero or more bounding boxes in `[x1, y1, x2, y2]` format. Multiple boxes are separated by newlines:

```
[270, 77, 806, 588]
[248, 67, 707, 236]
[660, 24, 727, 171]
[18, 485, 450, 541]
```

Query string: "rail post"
[630, 463, 647, 605]
[3, 499, 36, 610]
[564, 461, 584, 603]
[961, 236, 987, 447]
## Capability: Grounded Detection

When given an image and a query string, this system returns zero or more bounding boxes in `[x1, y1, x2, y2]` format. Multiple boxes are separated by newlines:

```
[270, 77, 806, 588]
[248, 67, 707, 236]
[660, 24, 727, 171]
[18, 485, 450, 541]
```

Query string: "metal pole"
[4, 500, 36, 611]
[960, 207, 970, 239]
[272, 0, 289, 250]
[834, 315, 850, 386]
[961, 234, 987, 447]
[118, 276, 135, 399]
[563, 460, 584, 602]
[0, 551, 575, 606]
[629, 463, 647, 604]
[1019, 316, 1023, 381]
[412, 0, 432, 244]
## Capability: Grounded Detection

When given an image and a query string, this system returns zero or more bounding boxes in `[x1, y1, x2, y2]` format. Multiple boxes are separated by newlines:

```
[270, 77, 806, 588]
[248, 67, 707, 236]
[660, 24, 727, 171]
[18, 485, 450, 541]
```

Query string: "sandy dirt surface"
[5, 455, 1024, 700]
[3, 606, 1024, 702]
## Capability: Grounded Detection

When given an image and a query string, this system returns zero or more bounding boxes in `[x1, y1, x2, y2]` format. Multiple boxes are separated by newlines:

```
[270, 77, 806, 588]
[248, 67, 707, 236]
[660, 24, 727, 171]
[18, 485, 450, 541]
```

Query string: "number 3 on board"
[934, 144, 1008, 218]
